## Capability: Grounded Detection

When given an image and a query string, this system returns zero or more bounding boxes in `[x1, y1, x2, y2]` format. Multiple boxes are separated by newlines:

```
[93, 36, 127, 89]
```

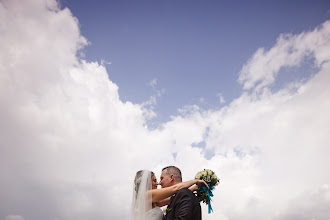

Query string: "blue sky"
[1, 0, 330, 219]
[62, 0, 330, 123]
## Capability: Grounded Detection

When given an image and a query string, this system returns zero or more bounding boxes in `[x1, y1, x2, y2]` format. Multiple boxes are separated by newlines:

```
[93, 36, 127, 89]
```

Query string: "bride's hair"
[134, 170, 155, 193]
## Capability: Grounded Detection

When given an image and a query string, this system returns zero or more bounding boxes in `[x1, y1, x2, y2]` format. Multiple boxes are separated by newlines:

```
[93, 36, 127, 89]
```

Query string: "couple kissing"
[130, 166, 208, 220]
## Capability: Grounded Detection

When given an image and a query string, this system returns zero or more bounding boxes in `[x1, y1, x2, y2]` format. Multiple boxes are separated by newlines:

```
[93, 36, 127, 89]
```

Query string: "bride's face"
[152, 175, 158, 189]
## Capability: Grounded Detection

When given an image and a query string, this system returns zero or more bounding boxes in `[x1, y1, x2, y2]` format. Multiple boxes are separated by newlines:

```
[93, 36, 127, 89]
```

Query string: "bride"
[130, 170, 208, 220]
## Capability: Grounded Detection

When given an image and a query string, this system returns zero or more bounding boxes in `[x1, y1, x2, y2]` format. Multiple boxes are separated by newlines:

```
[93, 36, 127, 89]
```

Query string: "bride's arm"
[155, 197, 171, 207]
[156, 185, 200, 207]
[150, 179, 208, 202]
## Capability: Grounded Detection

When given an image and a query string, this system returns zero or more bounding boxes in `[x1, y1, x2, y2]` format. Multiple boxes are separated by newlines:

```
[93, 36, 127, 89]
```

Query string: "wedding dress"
[130, 170, 164, 220]
[146, 206, 164, 220]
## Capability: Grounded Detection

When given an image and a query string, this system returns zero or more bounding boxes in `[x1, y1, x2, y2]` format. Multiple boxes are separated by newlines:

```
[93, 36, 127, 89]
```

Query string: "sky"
[61, 0, 330, 124]
[0, 0, 330, 220]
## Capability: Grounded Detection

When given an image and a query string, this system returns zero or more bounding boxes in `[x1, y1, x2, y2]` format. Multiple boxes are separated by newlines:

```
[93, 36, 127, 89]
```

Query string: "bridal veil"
[130, 170, 153, 220]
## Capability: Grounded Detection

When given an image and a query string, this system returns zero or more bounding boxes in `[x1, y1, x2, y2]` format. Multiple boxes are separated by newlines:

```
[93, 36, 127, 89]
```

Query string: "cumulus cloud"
[0, 0, 154, 219]
[238, 21, 330, 91]
[272, 184, 330, 220]
[1, 0, 330, 220]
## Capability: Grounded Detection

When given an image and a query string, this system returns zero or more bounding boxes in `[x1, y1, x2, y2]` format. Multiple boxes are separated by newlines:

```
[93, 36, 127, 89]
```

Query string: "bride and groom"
[130, 166, 208, 220]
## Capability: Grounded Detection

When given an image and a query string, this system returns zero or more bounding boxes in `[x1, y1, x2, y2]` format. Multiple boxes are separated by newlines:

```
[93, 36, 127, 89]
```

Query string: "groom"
[159, 166, 202, 220]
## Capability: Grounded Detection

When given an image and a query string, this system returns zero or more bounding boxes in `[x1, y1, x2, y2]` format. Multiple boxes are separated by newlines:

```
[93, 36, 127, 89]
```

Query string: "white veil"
[130, 170, 152, 220]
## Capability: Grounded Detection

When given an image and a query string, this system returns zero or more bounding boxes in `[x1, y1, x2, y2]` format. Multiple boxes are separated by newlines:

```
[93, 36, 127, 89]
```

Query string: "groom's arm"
[173, 189, 194, 219]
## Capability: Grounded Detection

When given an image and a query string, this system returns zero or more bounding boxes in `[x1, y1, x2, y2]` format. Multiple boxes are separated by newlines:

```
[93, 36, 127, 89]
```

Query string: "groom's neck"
[171, 180, 181, 186]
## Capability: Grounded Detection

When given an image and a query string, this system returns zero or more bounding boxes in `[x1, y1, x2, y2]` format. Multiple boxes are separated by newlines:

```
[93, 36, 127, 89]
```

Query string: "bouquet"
[194, 169, 220, 213]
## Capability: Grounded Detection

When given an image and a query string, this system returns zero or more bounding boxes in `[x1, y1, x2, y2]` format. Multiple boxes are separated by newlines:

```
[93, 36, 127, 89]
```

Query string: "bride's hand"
[189, 184, 199, 192]
[196, 179, 209, 189]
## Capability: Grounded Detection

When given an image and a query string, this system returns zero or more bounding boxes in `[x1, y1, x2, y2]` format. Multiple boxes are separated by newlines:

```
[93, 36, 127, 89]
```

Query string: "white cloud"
[141, 79, 165, 119]
[100, 59, 112, 66]
[217, 93, 226, 104]
[273, 184, 330, 220]
[147, 78, 157, 89]
[1, 0, 330, 220]
[238, 21, 330, 91]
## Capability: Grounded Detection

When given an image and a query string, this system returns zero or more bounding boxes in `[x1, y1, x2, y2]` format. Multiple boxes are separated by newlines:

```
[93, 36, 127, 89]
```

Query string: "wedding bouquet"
[194, 169, 220, 213]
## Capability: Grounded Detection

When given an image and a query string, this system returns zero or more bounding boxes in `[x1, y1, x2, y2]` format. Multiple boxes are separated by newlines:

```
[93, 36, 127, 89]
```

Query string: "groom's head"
[159, 166, 182, 188]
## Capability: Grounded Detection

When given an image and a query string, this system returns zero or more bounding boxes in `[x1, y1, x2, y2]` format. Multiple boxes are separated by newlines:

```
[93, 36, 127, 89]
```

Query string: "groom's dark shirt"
[165, 188, 201, 220]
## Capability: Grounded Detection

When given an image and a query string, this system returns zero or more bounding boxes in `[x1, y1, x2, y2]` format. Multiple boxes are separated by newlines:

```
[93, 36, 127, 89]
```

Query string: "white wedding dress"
[130, 170, 164, 220]
[146, 207, 164, 220]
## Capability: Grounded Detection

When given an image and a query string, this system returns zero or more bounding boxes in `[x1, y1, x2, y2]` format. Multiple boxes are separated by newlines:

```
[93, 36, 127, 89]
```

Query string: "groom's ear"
[170, 174, 174, 181]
